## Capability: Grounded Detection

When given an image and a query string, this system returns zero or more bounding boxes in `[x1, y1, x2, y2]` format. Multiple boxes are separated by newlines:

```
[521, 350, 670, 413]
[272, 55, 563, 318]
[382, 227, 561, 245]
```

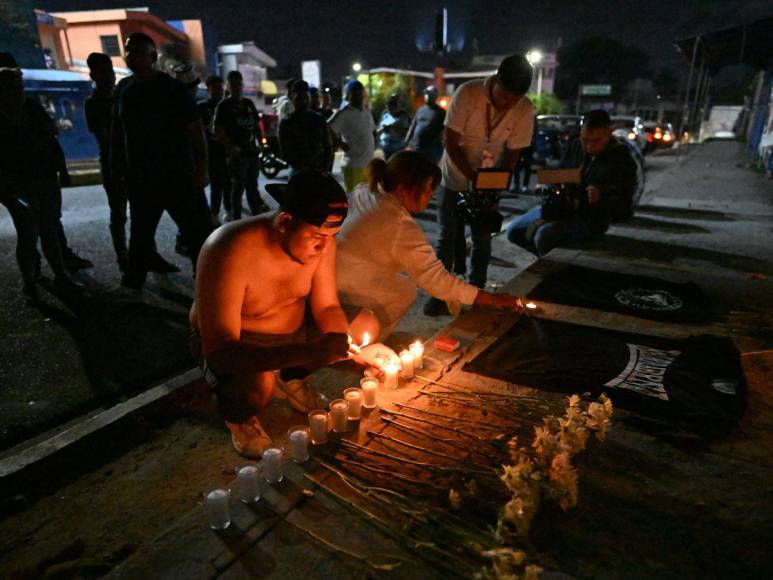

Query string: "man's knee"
[217, 371, 274, 422]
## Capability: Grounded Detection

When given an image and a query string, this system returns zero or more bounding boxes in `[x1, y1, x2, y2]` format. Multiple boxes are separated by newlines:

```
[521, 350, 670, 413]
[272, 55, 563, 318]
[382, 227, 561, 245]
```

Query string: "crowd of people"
[1, 39, 638, 457]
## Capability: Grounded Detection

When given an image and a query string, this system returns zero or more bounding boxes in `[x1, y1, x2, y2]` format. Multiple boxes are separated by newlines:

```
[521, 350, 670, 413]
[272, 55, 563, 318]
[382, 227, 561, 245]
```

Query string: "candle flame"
[410, 340, 423, 351]
[361, 332, 371, 347]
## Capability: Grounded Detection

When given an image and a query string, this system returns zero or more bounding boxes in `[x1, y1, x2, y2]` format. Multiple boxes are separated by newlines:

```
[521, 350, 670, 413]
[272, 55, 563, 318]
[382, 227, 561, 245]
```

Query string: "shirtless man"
[190, 169, 380, 458]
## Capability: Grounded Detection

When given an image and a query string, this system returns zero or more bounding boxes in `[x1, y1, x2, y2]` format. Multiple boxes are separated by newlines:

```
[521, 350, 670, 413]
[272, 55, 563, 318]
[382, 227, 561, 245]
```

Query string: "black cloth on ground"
[527, 265, 712, 322]
[463, 317, 746, 436]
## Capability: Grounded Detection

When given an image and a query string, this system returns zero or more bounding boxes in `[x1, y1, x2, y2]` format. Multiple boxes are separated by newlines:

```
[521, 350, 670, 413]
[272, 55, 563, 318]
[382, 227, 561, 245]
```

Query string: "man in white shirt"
[425, 54, 534, 316]
[328, 80, 376, 191]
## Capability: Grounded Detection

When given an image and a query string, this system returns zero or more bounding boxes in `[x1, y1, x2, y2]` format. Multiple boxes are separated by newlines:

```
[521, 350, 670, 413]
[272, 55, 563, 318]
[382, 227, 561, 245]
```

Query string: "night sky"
[37, 0, 773, 82]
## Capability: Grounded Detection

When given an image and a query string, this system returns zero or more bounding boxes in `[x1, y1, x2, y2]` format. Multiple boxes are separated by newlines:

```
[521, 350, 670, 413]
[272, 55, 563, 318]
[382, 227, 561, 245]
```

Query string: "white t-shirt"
[336, 184, 479, 329]
[328, 105, 376, 169]
[441, 77, 535, 191]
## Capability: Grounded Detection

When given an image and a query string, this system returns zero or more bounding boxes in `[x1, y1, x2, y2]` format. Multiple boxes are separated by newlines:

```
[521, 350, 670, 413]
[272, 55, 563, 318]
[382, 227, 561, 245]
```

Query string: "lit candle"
[262, 447, 284, 483]
[205, 489, 231, 530]
[330, 399, 349, 433]
[525, 302, 537, 310]
[343, 388, 363, 420]
[238, 466, 262, 503]
[360, 377, 378, 408]
[409, 340, 424, 369]
[399, 350, 414, 379]
[288, 426, 310, 462]
[384, 360, 399, 389]
[308, 409, 329, 445]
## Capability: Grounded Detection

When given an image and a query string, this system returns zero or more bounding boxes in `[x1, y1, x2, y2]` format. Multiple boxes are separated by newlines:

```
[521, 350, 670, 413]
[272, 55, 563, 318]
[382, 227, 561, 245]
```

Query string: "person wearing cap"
[337, 151, 523, 338]
[328, 80, 376, 192]
[111, 33, 212, 291]
[0, 56, 85, 301]
[404, 85, 446, 164]
[425, 54, 535, 316]
[278, 80, 333, 174]
[198, 75, 231, 221]
[506, 109, 637, 257]
[190, 169, 383, 457]
[214, 70, 269, 221]
[377, 94, 411, 160]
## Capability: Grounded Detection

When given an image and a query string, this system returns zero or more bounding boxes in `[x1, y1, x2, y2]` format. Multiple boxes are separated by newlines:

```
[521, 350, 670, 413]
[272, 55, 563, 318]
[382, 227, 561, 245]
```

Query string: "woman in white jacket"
[336, 151, 521, 339]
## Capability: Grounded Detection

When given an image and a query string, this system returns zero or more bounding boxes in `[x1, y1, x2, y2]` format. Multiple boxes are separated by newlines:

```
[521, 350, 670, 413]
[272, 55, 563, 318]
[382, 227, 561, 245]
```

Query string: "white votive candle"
[308, 409, 329, 445]
[262, 447, 284, 483]
[384, 361, 399, 389]
[399, 350, 415, 379]
[288, 426, 310, 462]
[330, 399, 349, 433]
[238, 465, 262, 503]
[360, 378, 378, 408]
[206, 489, 231, 530]
[410, 340, 424, 369]
[343, 388, 363, 420]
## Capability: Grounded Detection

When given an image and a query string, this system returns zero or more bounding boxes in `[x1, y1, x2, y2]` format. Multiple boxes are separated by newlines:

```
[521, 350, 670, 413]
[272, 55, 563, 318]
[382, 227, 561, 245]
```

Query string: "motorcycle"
[258, 136, 289, 179]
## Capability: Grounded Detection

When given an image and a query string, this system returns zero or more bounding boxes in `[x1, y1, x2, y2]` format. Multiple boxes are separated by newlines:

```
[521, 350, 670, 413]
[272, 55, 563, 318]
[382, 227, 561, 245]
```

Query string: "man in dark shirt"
[278, 80, 333, 174]
[214, 70, 269, 220]
[85, 52, 129, 272]
[198, 75, 230, 221]
[0, 63, 83, 301]
[506, 109, 637, 257]
[405, 85, 446, 163]
[111, 33, 211, 290]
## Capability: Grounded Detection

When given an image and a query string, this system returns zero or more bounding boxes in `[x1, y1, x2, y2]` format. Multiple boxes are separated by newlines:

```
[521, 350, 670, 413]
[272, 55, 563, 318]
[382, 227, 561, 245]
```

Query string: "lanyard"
[485, 103, 507, 142]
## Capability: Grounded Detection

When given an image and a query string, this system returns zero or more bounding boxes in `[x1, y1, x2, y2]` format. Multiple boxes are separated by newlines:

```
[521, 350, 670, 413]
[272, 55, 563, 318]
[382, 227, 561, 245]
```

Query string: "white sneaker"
[274, 372, 329, 413]
[225, 416, 272, 459]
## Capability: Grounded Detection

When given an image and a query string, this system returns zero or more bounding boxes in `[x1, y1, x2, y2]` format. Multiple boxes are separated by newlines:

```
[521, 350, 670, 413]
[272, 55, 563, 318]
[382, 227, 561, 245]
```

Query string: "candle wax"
[330, 400, 348, 432]
[361, 380, 378, 408]
[344, 388, 363, 420]
[262, 447, 284, 483]
[289, 429, 310, 462]
[206, 489, 231, 530]
[308, 411, 328, 444]
[399, 350, 415, 379]
[238, 466, 262, 503]
[383, 362, 399, 389]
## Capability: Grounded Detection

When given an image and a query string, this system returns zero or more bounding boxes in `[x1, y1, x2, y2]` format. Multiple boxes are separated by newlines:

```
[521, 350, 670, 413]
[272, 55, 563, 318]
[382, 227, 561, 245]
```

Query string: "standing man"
[328, 80, 375, 192]
[405, 85, 446, 164]
[424, 54, 534, 315]
[278, 80, 333, 174]
[0, 60, 83, 301]
[111, 33, 211, 291]
[275, 79, 295, 123]
[198, 75, 230, 221]
[215, 70, 269, 221]
[377, 94, 411, 160]
[85, 52, 128, 271]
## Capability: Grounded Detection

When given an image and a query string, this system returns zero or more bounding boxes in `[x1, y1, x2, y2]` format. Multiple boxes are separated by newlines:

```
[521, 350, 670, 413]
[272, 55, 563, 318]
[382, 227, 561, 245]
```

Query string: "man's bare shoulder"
[200, 216, 276, 264]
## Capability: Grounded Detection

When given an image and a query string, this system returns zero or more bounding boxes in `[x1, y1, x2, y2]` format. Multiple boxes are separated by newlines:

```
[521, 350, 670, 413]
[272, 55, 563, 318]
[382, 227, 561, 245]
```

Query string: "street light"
[526, 49, 544, 96]
[352, 62, 362, 73]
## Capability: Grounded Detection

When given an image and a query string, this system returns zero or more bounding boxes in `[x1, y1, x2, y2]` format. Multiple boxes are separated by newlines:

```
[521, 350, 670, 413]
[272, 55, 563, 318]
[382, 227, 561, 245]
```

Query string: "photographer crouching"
[506, 109, 637, 257]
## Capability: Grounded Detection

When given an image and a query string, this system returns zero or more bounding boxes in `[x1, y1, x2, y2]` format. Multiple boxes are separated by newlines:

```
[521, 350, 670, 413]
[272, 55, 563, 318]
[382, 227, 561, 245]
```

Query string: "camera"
[457, 169, 510, 230]
[536, 169, 584, 221]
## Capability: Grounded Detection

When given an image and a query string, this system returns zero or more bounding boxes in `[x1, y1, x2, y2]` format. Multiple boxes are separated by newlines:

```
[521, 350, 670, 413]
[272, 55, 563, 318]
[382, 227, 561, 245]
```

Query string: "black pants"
[100, 152, 128, 261]
[228, 153, 261, 220]
[208, 150, 230, 215]
[2, 181, 67, 283]
[125, 177, 213, 287]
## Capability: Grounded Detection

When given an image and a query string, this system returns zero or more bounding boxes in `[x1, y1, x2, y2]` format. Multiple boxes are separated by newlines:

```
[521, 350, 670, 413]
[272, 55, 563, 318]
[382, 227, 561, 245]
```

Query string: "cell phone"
[472, 169, 512, 191]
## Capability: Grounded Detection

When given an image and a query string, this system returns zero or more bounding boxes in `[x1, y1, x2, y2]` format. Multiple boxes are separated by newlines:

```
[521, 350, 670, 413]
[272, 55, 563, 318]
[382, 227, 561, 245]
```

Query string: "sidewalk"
[1, 141, 772, 577]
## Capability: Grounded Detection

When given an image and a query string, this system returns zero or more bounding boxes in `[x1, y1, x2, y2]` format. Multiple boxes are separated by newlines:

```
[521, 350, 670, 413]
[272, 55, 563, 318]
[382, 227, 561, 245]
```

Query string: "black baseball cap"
[265, 170, 348, 228]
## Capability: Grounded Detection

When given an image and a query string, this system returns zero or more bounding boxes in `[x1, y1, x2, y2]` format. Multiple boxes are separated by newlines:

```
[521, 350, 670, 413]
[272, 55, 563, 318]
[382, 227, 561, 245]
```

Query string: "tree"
[528, 93, 563, 115]
[555, 37, 650, 101]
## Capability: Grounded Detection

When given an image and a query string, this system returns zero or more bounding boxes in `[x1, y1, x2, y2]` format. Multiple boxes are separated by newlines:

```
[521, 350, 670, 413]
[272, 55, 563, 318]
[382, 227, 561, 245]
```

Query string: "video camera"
[536, 168, 585, 221]
[457, 168, 511, 231]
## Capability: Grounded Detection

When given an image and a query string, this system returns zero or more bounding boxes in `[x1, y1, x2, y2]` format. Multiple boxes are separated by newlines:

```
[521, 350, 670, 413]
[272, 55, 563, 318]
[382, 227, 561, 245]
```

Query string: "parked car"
[610, 115, 647, 152]
[534, 114, 581, 166]
[640, 121, 676, 152]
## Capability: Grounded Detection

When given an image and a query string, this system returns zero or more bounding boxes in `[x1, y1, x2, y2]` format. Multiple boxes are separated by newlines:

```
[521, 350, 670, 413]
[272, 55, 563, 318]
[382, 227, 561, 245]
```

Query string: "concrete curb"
[0, 368, 202, 479]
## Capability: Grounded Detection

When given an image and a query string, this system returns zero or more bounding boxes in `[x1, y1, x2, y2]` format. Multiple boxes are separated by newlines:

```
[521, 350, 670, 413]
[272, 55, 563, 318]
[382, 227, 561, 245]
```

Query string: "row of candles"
[205, 339, 425, 530]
